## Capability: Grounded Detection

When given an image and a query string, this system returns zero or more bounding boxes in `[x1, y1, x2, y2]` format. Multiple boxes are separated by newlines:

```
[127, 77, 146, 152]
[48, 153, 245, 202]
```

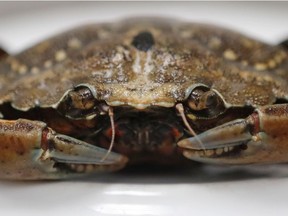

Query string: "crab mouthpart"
[177, 118, 252, 158]
[94, 108, 184, 164]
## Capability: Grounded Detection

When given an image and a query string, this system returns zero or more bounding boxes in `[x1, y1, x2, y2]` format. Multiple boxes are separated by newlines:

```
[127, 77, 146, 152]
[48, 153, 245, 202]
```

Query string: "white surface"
[1, 2, 288, 216]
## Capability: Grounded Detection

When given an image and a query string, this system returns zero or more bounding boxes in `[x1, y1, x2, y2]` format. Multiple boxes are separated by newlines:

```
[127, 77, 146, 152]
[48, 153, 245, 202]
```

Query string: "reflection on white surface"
[1, 165, 288, 216]
[104, 190, 161, 196]
[98, 188, 163, 215]
[92, 204, 166, 215]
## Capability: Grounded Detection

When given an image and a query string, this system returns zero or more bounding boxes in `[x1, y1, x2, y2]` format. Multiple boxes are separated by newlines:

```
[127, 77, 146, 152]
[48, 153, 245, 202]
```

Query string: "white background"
[1, 2, 288, 216]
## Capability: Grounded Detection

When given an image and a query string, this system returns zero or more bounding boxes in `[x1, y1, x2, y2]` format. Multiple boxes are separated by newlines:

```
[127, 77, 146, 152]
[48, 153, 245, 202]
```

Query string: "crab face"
[0, 18, 288, 179]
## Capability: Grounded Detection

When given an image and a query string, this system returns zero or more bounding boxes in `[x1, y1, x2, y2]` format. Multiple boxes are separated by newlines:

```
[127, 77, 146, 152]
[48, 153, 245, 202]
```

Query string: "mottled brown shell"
[0, 18, 287, 110]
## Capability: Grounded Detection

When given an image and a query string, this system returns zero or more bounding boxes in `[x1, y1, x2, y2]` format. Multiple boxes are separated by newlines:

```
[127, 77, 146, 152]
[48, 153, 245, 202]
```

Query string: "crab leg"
[178, 104, 288, 164]
[280, 38, 288, 50]
[0, 47, 8, 60]
[0, 119, 128, 180]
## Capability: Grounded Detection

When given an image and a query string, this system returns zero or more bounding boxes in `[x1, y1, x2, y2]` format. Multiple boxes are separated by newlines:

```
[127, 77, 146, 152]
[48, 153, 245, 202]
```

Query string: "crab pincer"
[178, 104, 288, 165]
[0, 119, 128, 180]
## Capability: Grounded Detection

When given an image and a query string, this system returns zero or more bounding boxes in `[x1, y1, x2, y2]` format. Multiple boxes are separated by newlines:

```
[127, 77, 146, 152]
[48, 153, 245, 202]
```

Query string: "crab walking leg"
[178, 104, 288, 164]
[0, 47, 8, 59]
[0, 119, 128, 180]
[280, 38, 288, 50]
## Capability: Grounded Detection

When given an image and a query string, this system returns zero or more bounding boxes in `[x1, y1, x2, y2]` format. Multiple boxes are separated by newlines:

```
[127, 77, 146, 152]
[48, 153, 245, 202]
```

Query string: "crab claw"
[43, 133, 126, 165]
[37, 129, 128, 179]
[0, 119, 128, 180]
[178, 119, 252, 150]
[178, 104, 288, 164]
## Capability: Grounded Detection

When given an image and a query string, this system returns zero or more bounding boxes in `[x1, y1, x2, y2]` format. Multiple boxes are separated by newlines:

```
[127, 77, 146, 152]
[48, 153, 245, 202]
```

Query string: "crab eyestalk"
[178, 104, 288, 165]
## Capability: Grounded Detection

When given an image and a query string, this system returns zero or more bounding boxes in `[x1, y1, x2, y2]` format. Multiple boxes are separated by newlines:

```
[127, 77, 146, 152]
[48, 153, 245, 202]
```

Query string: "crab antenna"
[101, 107, 116, 162]
[175, 103, 206, 151]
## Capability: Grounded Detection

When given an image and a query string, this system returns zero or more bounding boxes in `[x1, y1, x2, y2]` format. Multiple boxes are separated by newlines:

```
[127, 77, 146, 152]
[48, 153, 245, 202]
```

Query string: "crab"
[0, 18, 287, 180]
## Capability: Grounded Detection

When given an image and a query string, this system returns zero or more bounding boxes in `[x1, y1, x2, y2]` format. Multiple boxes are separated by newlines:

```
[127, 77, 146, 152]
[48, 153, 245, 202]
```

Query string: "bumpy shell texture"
[0, 18, 287, 110]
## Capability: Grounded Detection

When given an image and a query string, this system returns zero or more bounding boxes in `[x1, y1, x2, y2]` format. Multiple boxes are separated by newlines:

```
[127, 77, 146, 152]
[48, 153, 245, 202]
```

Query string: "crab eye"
[187, 87, 225, 118]
[57, 86, 106, 119]
[187, 87, 207, 110]
[68, 87, 95, 110]
[204, 92, 220, 108]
